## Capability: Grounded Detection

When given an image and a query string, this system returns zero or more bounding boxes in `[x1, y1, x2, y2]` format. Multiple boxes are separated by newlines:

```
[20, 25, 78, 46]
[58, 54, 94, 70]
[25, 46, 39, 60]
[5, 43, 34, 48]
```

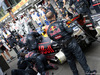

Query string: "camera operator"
[46, 11, 97, 75]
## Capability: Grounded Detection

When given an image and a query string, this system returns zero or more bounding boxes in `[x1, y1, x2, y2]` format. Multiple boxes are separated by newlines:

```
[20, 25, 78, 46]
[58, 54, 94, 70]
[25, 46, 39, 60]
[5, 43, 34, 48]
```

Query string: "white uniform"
[20, 18, 26, 36]
[31, 12, 43, 28]
[9, 23, 14, 32]
[0, 29, 10, 51]
[23, 16, 30, 34]
[3, 29, 11, 39]
[16, 20, 21, 33]
[11, 23, 17, 32]
[1, 39, 10, 51]
[38, 9, 50, 25]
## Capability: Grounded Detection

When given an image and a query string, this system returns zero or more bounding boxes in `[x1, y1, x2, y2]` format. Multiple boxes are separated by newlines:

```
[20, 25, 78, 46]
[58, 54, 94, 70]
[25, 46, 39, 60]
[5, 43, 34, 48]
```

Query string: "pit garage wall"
[0, 0, 29, 22]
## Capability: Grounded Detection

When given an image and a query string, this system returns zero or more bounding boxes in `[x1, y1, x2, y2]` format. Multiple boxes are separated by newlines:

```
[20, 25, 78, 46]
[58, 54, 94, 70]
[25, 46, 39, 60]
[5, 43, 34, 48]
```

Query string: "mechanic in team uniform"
[90, 0, 100, 13]
[25, 31, 42, 50]
[46, 11, 97, 75]
[55, 0, 64, 9]
[15, 31, 58, 75]
[11, 49, 37, 75]
[69, 0, 95, 26]
[59, 7, 73, 20]
[47, 0, 58, 18]
[25, 51, 58, 75]
[69, 0, 91, 14]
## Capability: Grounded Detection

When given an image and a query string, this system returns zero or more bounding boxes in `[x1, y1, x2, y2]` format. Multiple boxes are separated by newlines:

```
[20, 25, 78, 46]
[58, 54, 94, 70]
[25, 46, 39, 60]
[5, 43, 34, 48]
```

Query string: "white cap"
[38, 5, 42, 8]
[30, 9, 35, 12]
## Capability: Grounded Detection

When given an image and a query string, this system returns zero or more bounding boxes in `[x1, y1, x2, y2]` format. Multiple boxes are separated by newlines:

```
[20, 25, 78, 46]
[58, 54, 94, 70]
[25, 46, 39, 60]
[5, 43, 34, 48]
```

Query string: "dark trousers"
[11, 69, 37, 75]
[36, 54, 53, 75]
[94, 6, 100, 13]
[63, 39, 90, 75]
[7, 37, 18, 54]
[11, 69, 28, 75]
[75, 4, 95, 27]
[13, 47, 19, 55]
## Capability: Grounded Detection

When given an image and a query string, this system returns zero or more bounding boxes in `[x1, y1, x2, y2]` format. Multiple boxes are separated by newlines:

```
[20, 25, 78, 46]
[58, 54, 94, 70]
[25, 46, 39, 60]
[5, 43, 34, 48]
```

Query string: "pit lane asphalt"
[4, 37, 100, 75]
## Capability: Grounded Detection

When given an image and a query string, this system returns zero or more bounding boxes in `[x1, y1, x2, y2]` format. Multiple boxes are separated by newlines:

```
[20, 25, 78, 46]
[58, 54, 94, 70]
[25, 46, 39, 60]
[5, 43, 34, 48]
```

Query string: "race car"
[19, 14, 97, 64]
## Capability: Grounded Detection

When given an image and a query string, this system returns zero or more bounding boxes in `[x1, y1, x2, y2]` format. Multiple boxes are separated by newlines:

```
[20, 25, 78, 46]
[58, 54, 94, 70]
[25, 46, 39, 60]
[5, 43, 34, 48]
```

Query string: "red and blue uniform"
[47, 20, 92, 75]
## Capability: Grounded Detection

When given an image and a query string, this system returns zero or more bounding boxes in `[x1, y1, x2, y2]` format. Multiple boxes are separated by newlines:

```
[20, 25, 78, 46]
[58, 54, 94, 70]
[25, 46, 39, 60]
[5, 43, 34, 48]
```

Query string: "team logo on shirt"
[49, 26, 61, 36]
[50, 26, 57, 31]
[54, 34, 62, 39]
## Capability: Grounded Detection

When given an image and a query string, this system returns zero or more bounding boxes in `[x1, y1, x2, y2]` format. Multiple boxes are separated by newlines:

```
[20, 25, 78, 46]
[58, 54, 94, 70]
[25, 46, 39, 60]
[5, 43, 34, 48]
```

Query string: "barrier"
[0, 55, 10, 72]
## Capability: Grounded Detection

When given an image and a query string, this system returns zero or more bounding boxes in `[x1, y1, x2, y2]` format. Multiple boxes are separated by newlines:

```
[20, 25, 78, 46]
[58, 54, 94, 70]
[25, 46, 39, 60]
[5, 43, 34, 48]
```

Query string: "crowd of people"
[0, 0, 100, 75]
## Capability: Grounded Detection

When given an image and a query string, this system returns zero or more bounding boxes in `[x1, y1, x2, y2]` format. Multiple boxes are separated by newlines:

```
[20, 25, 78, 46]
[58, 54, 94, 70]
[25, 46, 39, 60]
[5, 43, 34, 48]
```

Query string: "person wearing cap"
[42, 26, 49, 37]
[38, 5, 50, 26]
[30, 9, 43, 29]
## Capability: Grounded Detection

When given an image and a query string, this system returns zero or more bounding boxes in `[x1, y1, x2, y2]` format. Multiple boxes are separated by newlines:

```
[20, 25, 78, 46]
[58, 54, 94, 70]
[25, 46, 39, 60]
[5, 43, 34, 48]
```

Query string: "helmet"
[42, 26, 49, 33]
[26, 34, 38, 50]
[30, 9, 35, 13]
[42, 26, 49, 37]
[38, 5, 42, 8]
